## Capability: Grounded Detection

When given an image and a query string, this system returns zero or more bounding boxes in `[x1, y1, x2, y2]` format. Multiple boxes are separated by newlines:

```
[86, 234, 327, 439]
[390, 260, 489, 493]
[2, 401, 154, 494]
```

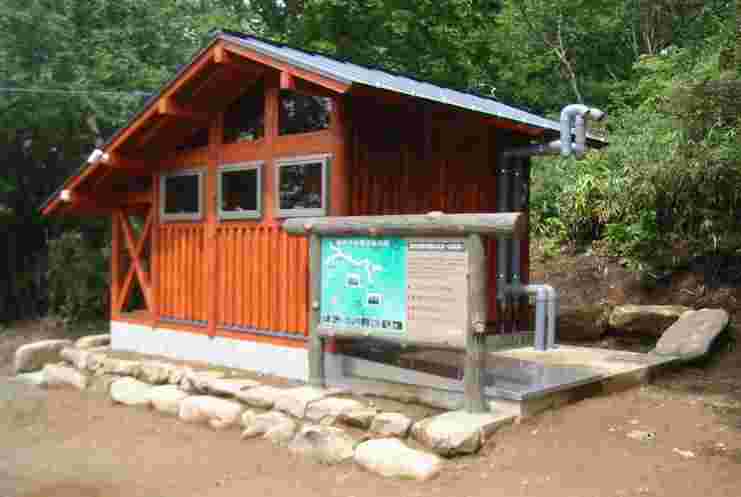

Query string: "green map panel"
[320, 236, 407, 333]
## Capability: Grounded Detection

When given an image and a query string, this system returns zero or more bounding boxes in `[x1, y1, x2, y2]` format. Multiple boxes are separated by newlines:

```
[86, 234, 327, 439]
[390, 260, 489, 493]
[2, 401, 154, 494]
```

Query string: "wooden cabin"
[43, 31, 583, 379]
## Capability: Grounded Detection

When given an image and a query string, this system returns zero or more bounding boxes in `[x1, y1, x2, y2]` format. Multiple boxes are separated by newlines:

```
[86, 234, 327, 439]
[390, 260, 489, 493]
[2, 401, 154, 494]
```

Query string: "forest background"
[0, 0, 739, 324]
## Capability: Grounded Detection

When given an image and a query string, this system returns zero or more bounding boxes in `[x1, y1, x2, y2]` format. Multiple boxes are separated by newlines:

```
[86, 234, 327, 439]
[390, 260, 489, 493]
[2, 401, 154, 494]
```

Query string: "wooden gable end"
[43, 39, 352, 217]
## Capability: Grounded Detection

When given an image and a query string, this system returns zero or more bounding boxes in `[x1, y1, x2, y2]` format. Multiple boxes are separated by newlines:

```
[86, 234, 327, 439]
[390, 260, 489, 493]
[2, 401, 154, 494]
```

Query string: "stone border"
[16, 336, 517, 481]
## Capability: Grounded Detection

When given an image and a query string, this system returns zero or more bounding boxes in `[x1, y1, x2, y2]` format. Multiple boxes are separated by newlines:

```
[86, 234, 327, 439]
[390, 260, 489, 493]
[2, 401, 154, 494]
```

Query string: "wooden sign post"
[285, 212, 526, 413]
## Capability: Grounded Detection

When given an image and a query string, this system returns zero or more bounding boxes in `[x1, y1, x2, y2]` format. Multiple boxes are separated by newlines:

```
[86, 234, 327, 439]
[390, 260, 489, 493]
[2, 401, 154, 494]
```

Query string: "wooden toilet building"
[43, 31, 587, 379]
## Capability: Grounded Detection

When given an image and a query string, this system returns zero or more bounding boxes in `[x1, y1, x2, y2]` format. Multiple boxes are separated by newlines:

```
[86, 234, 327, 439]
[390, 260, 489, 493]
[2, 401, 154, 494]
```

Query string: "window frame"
[275, 154, 330, 218]
[159, 168, 205, 222]
[217, 160, 263, 221]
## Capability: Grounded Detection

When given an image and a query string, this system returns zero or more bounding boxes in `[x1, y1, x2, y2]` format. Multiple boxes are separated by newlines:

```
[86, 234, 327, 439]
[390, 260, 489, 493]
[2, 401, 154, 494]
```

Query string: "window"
[279, 91, 331, 135]
[276, 155, 329, 217]
[218, 161, 262, 220]
[224, 80, 265, 143]
[160, 169, 204, 221]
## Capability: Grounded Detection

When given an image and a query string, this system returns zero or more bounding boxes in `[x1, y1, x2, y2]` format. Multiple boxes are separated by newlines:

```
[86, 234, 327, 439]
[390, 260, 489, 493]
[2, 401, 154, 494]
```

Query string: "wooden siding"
[214, 224, 309, 335]
[347, 99, 519, 322]
[157, 224, 209, 323]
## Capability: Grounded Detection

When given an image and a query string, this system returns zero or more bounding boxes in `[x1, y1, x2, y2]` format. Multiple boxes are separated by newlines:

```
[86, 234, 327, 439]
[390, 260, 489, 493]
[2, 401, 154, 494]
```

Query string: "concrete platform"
[325, 343, 680, 418]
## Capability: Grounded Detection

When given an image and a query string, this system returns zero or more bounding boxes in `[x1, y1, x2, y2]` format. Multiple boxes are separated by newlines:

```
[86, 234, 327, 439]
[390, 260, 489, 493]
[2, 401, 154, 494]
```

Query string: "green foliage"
[531, 7, 741, 274]
[47, 231, 110, 324]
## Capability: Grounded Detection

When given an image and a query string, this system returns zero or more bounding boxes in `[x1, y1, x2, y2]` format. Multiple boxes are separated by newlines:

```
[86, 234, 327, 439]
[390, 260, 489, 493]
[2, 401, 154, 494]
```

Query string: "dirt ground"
[1, 377, 740, 497]
[2, 247, 741, 496]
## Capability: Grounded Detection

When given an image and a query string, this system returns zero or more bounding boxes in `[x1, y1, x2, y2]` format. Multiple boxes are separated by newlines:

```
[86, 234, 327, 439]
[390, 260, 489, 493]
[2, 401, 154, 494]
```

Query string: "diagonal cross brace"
[117, 208, 154, 312]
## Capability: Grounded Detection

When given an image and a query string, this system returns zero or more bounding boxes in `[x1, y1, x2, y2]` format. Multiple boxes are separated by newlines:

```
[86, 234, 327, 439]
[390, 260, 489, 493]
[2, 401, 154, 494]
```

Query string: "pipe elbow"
[586, 107, 606, 122]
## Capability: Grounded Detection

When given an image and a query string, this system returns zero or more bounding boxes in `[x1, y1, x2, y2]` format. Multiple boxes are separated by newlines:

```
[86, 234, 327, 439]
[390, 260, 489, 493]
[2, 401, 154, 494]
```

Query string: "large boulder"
[75, 334, 110, 349]
[305, 397, 367, 424]
[241, 410, 298, 446]
[87, 374, 118, 395]
[370, 412, 413, 438]
[60, 347, 103, 372]
[179, 369, 226, 394]
[42, 364, 89, 390]
[557, 305, 609, 341]
[354, 438, 442, 480]
[273, 386, 338, 418]
[234, 385, 285, 409]
[411, 411, 508, 456]
[288, 425, 356, 465]
[100, 357, 142, 378]
[178, 395, 244, 429]
[148, 385, 190, 415]
[608, 305, 692, 338]
[139, 361, 177, 385]
[110, 377, 153, 406]
[200, 378, 260, 398]
[14, 371, 46, 387]
[653, 308, 730, 361]
[14, 339, 73, 374]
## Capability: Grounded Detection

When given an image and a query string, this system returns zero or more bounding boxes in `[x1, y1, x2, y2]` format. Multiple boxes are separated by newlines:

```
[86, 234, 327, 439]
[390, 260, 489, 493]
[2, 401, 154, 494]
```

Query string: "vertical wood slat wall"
[158, 224, 208, 324]
[214, 225, 308, 334]
[156, 224, 309, 335]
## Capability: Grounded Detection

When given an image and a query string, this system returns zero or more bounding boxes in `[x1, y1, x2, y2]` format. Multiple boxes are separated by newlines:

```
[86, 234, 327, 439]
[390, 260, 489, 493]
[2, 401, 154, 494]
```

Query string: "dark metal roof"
[41, 31, 607, 214]
[220, 31, 564, 133]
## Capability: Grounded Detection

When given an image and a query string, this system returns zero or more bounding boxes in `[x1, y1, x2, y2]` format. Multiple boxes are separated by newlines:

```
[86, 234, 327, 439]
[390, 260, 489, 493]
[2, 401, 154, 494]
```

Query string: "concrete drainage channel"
[13, 335, 516, 481]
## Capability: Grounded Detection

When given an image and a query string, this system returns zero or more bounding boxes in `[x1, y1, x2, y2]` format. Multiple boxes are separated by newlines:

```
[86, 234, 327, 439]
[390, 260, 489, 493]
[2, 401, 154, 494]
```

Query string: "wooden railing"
[215, 225, 309, 335]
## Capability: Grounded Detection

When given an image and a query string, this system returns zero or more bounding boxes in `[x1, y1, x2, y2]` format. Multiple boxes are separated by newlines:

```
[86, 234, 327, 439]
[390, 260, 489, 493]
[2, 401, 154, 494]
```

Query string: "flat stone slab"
[148, 385, 190, 415]
[178, 395, 244, 429]
[235, 385, 285, 409]
[201, 378, 260, 398]
[14, 371, 46, 387]
[241, 411, 298, 446]
[42, 364, 89, 391]
[304, 397, 367, 423]
[288, 425, 356, 465]
[609, 304, 691, 337]
[653, 308, 729, 361]
[75, 334, 110, 349]
[354, 438, 442, 480]
[273, 386, 341, 418]
[370, 412, 413, 438]
[110, 377, 153, 406]
[60, 347, 104, 372]
[411, 410, 514, 455]
[14, 339, 72, 374]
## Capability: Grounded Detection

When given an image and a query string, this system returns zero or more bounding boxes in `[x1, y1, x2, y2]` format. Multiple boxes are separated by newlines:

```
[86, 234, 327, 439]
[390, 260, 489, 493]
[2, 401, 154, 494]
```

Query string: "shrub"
[47, 230, 110, 324]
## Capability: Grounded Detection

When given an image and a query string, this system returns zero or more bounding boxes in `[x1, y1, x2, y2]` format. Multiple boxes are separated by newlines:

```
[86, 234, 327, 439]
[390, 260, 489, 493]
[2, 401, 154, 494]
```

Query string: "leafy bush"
[47, 231, 110, 324]
[530, 27, 741, 276]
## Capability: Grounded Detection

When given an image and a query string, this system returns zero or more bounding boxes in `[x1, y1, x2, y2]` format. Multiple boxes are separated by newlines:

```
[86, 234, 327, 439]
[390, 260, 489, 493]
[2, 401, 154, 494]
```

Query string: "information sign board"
[320, 236, 468, 345]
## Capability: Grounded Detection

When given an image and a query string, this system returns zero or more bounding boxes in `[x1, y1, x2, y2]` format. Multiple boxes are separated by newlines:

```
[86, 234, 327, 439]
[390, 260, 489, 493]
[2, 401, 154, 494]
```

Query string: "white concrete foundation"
[110, 321, 310, 381]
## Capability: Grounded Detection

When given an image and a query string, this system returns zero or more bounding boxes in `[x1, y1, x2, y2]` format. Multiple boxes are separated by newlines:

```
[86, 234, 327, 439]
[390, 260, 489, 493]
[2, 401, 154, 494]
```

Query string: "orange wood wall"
[138, 86, 529, 336]
[346, 99, 529, 321]
[151, 78, 346, 339]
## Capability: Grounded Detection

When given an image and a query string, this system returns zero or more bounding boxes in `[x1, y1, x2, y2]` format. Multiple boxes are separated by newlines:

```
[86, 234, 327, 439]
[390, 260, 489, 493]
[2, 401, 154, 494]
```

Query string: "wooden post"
[464, 233, 489, 413]
[206, 112, 224, 337]
[308, 233, 324, 387]
[151, 173, 160, 322]
[264, 82, 280, 222]
[110, 212, 120, 319]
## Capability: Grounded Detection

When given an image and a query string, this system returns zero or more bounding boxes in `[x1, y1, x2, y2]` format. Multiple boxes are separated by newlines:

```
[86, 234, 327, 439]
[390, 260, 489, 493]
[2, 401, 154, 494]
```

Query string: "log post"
[464, 233, 489, 413]
[308, 233, 324, 387]
[110, 212, 121, 319]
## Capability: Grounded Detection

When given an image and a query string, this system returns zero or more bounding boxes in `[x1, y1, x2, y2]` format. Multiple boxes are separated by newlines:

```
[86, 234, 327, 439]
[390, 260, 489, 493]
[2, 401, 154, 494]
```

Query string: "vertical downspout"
[495, 154, 510, 333]
[510, 157, 524, 332]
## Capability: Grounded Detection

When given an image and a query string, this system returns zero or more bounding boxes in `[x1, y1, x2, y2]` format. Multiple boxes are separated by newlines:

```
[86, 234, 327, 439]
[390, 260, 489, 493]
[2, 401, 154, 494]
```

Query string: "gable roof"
[42, 31, 605, 216]
[219, 31, 563, 133]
